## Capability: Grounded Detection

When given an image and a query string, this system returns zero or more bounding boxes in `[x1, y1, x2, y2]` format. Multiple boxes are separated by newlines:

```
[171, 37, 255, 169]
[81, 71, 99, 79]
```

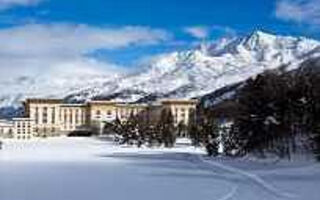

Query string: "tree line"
[102, 58, 320, 160]
[103, 108, 179, 148]
[203, 58, 320, 160]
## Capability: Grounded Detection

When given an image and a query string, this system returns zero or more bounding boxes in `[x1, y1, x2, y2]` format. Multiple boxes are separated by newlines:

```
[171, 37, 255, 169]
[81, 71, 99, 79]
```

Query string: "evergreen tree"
[177, 121, 187, 138]
[188, 109, 202, 146]
[192, 106, 220, 156]
[159, 109, 176, 148]
[231, 71, 294, 158]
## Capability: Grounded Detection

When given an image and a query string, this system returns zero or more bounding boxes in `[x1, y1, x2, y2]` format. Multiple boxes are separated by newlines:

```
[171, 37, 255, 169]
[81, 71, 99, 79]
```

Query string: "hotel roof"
[160, 99, 198, 105]
[24, 98, 64, 104]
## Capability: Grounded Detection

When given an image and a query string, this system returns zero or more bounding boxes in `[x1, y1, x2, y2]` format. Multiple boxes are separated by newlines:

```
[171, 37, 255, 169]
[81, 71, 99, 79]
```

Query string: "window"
[75, 116, 78, 124]
[70, 113, 73, 124]
[82, 113, 86, 123]
[59, 110, 62, 121]
[107, 110, 112, 115]
[52, 108, 55, 124]
[63, 109, 67, 123]
[75, 110, 79, 124]
[95, 110, 101, 119]
[35, 107, 39, 124]
[43, 107, 48, 124]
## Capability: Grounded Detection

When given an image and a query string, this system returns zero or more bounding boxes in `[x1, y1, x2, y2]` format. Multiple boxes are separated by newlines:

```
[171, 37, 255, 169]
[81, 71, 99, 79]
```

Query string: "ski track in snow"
[194, 154, 297, 199]
[182, 153, 239, 200]
[216, 185, 238, 200]
[2, 138, 318, 200]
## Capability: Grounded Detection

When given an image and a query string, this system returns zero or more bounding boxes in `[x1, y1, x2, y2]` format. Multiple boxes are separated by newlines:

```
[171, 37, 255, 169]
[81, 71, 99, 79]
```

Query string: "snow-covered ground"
[0, 137, 319, 200]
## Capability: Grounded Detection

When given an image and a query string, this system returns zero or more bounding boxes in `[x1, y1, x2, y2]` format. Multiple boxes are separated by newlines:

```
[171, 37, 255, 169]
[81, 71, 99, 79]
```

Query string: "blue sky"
[2, 0, 316, 35]
[0, 0, 319, 78]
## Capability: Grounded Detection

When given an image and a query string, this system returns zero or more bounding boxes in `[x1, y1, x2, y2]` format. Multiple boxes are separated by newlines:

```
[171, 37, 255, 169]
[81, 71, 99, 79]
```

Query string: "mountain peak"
[250, 30, 275, 38]
[242, 30, 277, 48]
[1, 31, 320, 117]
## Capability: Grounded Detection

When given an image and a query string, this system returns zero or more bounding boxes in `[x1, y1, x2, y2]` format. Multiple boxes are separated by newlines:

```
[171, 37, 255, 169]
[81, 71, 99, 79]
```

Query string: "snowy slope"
[1, 137, 319, 200]
[1, 30, 320, 117]
[68, 31, 320, 102]
[0, 72, 119, 117]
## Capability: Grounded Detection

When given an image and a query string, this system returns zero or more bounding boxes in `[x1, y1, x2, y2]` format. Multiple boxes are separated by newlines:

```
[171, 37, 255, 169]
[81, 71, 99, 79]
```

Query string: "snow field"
[0, 137, 319, 200]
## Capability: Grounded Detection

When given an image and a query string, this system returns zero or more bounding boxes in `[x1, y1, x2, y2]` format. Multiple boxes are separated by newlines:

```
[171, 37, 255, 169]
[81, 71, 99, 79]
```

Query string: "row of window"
[62, 125, 78, 131]
[35, 107, 54, 124]
[0, 128, 13, 134]
[94, 109, 144, 119]
[35, 127, 56, 134]
[16, 131, 32, 134]
[16, 135, 32, 140]
[95, 110, 113, 115]
[34, 107, 87, 125]
[17, 124, 31, 128]
[33, 107, 151, 124]
[173, 107, 194, 114]
[62, 113, 86, 125]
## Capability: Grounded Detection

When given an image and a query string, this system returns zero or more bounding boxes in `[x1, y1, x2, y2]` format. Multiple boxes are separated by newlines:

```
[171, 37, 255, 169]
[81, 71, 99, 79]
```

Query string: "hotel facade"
[0, 99, 197, 140]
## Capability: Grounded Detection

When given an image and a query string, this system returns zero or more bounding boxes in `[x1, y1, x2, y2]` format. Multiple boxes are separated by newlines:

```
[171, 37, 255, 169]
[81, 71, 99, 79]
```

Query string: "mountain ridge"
[1, 30, 320, 117]
[67, 30, 320, 102]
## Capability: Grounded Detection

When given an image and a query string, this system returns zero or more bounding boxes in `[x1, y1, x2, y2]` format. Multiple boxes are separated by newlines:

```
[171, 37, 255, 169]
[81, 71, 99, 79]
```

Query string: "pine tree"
[159, 109, 176, 148]
[231, 71, 294, 158]
[177, 121, 187, 138]
[188, 109, 201, 146]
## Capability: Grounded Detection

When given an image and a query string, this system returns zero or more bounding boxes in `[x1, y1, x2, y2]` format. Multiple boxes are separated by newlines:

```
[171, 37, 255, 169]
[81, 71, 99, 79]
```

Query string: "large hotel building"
[0, 99, 197, 140]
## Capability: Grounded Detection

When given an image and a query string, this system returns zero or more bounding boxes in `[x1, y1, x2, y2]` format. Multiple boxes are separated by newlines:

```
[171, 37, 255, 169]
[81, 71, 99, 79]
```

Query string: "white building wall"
[0, 120, 14, 138]
[59, 105, 87, 132]
[12, 118, 35, 140]
[29, 103, 62, 136]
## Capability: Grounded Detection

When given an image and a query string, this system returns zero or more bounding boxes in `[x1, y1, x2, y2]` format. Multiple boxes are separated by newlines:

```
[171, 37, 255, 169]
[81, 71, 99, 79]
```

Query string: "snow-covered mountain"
[67, 31, 320, 102]
[1, 30, 320, 117]
[0, 71, 120, 117]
